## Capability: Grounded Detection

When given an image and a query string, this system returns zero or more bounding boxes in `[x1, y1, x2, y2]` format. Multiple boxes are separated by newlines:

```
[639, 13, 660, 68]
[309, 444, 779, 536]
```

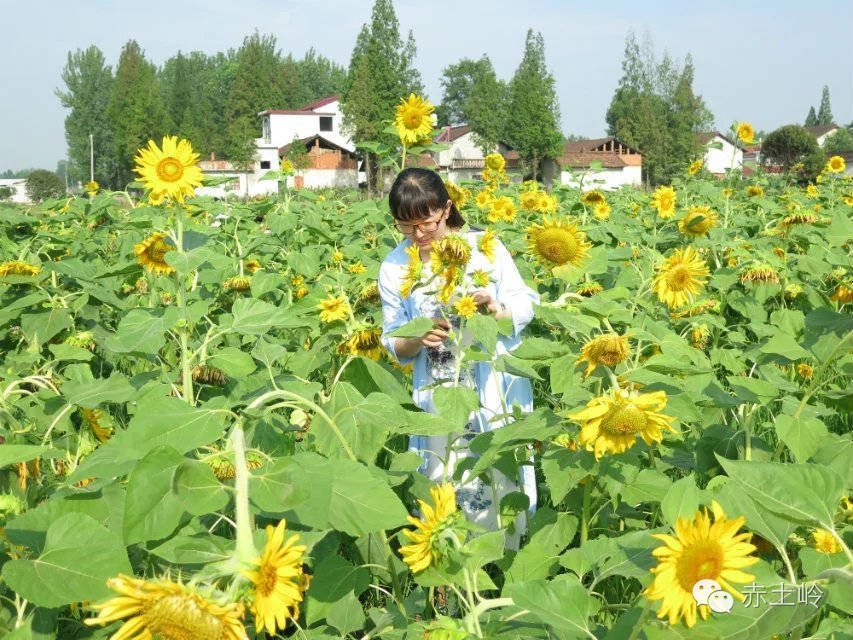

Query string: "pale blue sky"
[1, 0, 851, 170]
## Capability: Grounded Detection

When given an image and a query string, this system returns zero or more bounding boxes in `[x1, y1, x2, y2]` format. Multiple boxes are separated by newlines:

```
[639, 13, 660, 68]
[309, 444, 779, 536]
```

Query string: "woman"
[377, 168, 538, 539]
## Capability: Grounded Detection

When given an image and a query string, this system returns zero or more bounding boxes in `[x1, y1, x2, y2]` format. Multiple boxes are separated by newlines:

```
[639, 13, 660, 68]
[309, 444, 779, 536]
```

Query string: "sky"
[1, 0, 851, 171]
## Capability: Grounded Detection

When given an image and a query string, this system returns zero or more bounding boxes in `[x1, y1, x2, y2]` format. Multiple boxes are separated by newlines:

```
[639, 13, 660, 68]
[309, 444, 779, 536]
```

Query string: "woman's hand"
[394, 317, 451, 358]
[471, 290, 508, 318]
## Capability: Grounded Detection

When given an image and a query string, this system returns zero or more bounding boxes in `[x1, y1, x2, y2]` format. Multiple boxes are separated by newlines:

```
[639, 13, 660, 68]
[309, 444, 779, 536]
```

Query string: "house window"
[262, 116, 271, 143]
[319, 116, 333, 132]
[260, 160, 271, 169]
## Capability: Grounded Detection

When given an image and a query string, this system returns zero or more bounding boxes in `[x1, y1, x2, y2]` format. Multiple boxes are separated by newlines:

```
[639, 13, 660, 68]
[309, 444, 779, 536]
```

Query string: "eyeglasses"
[394, 211, 446, 234]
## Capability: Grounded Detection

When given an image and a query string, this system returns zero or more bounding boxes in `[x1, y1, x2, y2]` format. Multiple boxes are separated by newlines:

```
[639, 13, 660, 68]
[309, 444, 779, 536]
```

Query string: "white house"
[278, 134, 358, 189]
[0, 178, 31, 204]
[806, 124, 841, 148]
[434, 125, 490, 182]
[697, 132, 743, 176]
[559, 137, 642, 190]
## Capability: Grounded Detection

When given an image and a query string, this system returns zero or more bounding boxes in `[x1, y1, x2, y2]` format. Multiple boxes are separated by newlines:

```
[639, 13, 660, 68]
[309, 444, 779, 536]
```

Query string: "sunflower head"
[0, 261, 41, 277]
[651, 186, 677, 218]
[395, 94, 435, 147]
[475, 189, 494, 209]
[399, 483, 459, 573]
[526, 216, 591, 267]
[430, 234, 472, 272]
[244, 259, 262, 274]
[746, 185, 764, 197]
[687, 159, 703, 176]
[577, 333, 630, 377]
[652, 247, 710, 309]
[485, 153, 506, 172]
[690, 324, 711, 350]
[84, 180, 100, 195]
[134, 232, 176, 276]
[826, 155, 846, 173]
[740, 263, 780, 285]
[829, 284, 853, 303]
[400, 244, 424, 297]
[806, 184, 819, 198]
[478, 229, 497, 263]
[519, 190, 540, 211]
[736, 121, 755, 144]
[581, 190, 606, 207]
[444, 181, 468, 209]
[487, 196, 516, 223]
[280, 158, 295, 174]
[678, 205, 717, 237]
[223, 276, 252, 291]
[134, 135, 203, 204]
[454, 295, 477, 319]
[348, 261, 367, 275]
[340, 327, 383, 361]
[317, 294, 350, 323]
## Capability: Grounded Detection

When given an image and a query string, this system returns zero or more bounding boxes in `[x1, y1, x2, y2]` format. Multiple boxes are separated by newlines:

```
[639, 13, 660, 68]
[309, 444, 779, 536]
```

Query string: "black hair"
[388, 168, 465, 228]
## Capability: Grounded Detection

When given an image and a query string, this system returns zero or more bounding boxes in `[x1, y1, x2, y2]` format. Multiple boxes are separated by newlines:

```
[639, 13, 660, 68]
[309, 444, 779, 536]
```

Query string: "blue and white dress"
[378, 230, 538, 539]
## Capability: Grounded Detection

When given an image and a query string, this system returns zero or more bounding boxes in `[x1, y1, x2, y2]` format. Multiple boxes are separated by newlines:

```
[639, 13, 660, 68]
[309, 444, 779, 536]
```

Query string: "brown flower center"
[537, 229, 579, 265]
[601, 403, 647, 435]
[157, 157, 184, 183]
[665, 265, 691, 290]
[257, 562, 278, 597]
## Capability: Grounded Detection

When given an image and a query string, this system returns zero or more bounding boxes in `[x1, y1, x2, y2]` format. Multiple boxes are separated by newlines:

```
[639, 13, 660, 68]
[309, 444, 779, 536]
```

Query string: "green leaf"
[123, 447, 191, 544]
[468, 313, 498, 353]
[719, 457, 845, 527]
[105, 308, 168, 354]
[305, 554, 370, 626]
[775, 414, 827, 462]
[620, 469, 672, 505]
[248, 458, 311, 514]
[48, 343, 94, 362]
[228, 297, 308, 335]
[340, 356, 411, 405]
[660, 476, 702, 526]
[206, 347, 257, 378]
[20, 309, 73, 344]
[760, 333, 811, 361]
[432, 386, 480, 431]
[149, 526, 232, 565]
[712, 480, 795, 553]
[2, 513, 131, 607]
[725, 376, 780, 403]
[388, 317, 434, 338]
[506, 575, 599, 639]
[0, 445, 59, 468]
[62, 374, 135, 408]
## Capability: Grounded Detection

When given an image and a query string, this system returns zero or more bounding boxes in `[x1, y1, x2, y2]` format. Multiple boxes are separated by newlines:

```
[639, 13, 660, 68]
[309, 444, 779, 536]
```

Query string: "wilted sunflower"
[317, 294, 350, 323]
[0, 261, 41, 276]
[394, 94, 435, 147]
[651, 186, 677, 219]
[400, 244, 423, 297]
[85, 180, 100, 196]
[244, 520, 310, 635]
[690, 324, 711, 350]
[471, 269, 491, 288]
[358, 281, 380, 304]
[437, 266, 461, 304]
[687, 159, 703, 176]
[576, 281, 603, 296]
[781, 210, 820, 226]
[740, 263, 780, 285]
[746, 185, 764, 197]
[244, 259, 261, 274]
[645, 501, 758, 628]
[829, 284, 853, 303]
[134, 232, 176, 275]
[669, 298, 719, 319]
[340, 327, 383, 361]
[581, 190, 606, 207]
[652, 247, 710, 309]
[826, 155, 846, 173]
[192, 365, 228, 386]
[399, 483, 459, 573]
[81, 408, 112, 443]
[223, 276, 252, 291]
[736, 121, 755, 144]
[134, 135, 203, 204]
[811, 528, 842, 554]
[478, 229, 497, 263]
[430, 234, 472, 273]
[526, 216, 591, 267]
[85, 574, 247, 640]
[569, 387, 676, 459]
[294, 286, 309, 300]
[577, 333, 630, 377]
[485, 153, 506, 172]
[795, 362, 814, 379]
[678, 205, 717, 237]
[454, 295, 477, 319]
[445, 181, 468, 209]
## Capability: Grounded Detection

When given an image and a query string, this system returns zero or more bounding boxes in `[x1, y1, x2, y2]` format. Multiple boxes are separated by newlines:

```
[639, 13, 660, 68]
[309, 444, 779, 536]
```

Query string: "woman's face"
[395, 199, 452, 248]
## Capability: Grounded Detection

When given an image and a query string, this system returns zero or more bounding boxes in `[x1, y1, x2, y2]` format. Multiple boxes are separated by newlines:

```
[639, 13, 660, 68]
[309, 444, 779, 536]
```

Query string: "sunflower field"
[1, 124, 853, 640]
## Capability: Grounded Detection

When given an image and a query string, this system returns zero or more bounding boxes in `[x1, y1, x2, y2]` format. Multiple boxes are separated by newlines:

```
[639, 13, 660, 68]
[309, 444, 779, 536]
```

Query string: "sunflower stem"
[231, 423, 257, 566]
[580, 476, 593, 545]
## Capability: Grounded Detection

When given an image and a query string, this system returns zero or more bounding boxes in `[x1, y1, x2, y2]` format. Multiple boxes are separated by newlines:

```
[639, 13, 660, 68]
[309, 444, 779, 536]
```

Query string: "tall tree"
[504, 30, 563, 180]
[817, 85, 833, 126]
[159, 51, 192, 134]
[225, 32, 288, 167]
[805, 106, 818, 127]
[341, 0, 423, 193]
[296, 49, 347, 107]
[55, 46, 115, 187]
[107, 40, 169, 188]
[439, 58, 483, 125]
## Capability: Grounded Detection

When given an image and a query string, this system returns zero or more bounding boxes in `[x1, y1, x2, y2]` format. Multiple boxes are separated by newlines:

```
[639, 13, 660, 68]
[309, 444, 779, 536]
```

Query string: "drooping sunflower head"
[478, 228, 497, 263]
[746, 185, 764, 197]
[577, 333, 630, 377]
[736, 121, 755, 144]
[244, 259, 262, 274]
[652, 247, 710, 309]
[0, 261, 41, 277]
[444, 181, 468, 209]
[576, 281, 603, 297]
[317, 294, 350, 323]
[85, 180, 100, 196]
[651, 186, 677, 219]
[687, 159, 703, 176]
[340, 327, 384, 361]
[244, 520, 310, 635]
[568, 387, 677, 459]
[223, 276, 252, 292]
[526, 216, 591, 267]
[86, 574, 247, 640]
[399, 482, 459, 574]
[358, 281, 380, 304]
[781, 210, 821, 226]
[829, 284, 853, 304]
[485, 153, 506, 172]
[645, 501, 758, 628]
[669, 298, 720, 319]
[400, 244, 424, 297]
[394, 94, 435, 147]
[81, 408, 113, 443]
[678, 205, 718, 237]
[581, 190, 606, 207]
[134, 135, 203, 204]
[690, 323, 711, 350]
[826, 155, 846, 173]
[740, 263, 780, 285]
[430, 234, 472, 273]
[134, 232, 176, 276]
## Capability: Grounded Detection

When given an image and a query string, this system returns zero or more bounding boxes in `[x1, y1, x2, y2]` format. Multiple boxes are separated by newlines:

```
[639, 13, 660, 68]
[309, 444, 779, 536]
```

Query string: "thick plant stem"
[580, 477, 593, 545]
[231, 424, 256, 565]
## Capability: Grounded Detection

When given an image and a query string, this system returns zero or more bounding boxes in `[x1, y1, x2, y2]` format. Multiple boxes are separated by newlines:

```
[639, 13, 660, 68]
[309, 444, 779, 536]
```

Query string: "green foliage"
[440, 56, 507, 154]
[107, 40, 169, 189]
[0, 186, 12, 201]
[762, 124, 825, 181]
[817, 84, 834, 126]
[823, 127, 853, 154]
[504, 30, 563, 180]
[55, 46, 115, 187]
[606, 32, 713, 185]
[24, 169, 65, 202]
[805, 105, 818, 127]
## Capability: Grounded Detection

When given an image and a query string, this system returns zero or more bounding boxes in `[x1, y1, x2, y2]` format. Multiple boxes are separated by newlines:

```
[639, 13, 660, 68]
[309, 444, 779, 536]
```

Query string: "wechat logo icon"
[692, 579, 734, 614]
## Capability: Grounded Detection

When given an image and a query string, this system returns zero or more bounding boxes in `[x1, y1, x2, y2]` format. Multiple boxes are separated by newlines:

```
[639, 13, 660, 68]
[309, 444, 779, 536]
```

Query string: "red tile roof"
[259, 109, 334, 116]
[805, 124, 839, 137]
[435, 124, 472, 143]
[559, 137, 642, 168]
[299, 95, 341, 111]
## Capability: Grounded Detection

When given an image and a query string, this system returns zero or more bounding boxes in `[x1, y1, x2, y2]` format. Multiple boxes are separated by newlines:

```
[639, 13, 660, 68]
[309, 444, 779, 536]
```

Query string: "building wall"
[262, 100, 351, 151]
[560, 166, 641, 190]
[285, 169, 357, 189]
[704, 137, 743, 174]
[436, 133, 487, 169]
[0, 179, 32, 204]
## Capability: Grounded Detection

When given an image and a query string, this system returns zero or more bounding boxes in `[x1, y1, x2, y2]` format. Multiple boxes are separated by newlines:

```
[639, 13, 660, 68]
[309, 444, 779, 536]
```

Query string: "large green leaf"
[774, 414, 827, 462]
[228, 297, 308, 335]
[0, 445, 59, 468]
[2, 513, 131, 607]
[104, 308, 170, 354]
[61, 374, 135, 408]
[506, 575, 599, 639]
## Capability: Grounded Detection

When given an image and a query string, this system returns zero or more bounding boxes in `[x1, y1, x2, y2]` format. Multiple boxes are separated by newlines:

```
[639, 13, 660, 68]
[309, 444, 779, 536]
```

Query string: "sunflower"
[721, 188, 733, 199]
[781, 210, 820, 226]
[576, 281, 603, 296]
[652, 247, 710, 309]
[588, 202, 610, 221]
[740, 263, 780, 285]
[430, 234, 472, 273]
[536, 192, 558, 214]
[445, 181, 468, 209]
[294, 286, 309, 300]
[577, 333, 630, 377]
[485, 153, 505, 172]
[399, 483, 459, 573]
[645, 501, 758, 628]
[736, 122, 755, 144]
[526, 216, 591, 267]
[806, 184, 819, 198]
[746, 185, 764, 197]
[829, 284, 853, 303]
[475, 189, 494, 209]
[519, 190, 540, 211]
[454, 295, 477, 319]
[134, 135, 203, 204]
[85, 180, 100, 196]
[400, 244, 423, 297]
[358, 281, 380, 304]
[651, 186, 677, 219]
[280, 159, 294, 174]
[437, 266, 461, 304]
[581, 190, 606, 207]
[86, 574, 247, 640]
[669, 298, 719, 319]
[244, 259, 261, 274]
[394, 94, 435, 147]
[134, 232, 176, 276]
[481, 166, 508, 185]
[348, 261, 367, 275]
[569, 387, 676, 459]
[192, 365, 228, 386]
[0, 261, 41, 276]
[317, 295, 350, 323]
[687, 159, 703, 176]
[244, 520, 310, 635]
[332, 250, 345, 263]
[811, 528, 842, 554]
[223, 276, 252, 291]
[795, 362, 814, 379]
[340, 327, 383, 361]
[478, 229, 497, 263]
[826, 156, 845, 173]
[81, 408, 112, 443]
[487, 196, 516, 223]
[678, 206, 717, 237]
[471, 269, 491, 288]
[690, 324, 711, 350]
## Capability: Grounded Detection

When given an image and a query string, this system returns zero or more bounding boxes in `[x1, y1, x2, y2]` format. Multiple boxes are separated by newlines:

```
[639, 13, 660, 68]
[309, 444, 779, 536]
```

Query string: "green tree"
[25, 170, 66, 202]
[296, 49, 347, 107]
[805, 106, 818, 127]
[225, 32, 288, 167]
[341, 0, 423, 193]
[107, 40, 169, 188]
[816, 85, 833, 126]
[761, 124, 824, 183]
[55, 46, 115, 187]
[504, 30, 563, 180]
[823, 128, 853, 154]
